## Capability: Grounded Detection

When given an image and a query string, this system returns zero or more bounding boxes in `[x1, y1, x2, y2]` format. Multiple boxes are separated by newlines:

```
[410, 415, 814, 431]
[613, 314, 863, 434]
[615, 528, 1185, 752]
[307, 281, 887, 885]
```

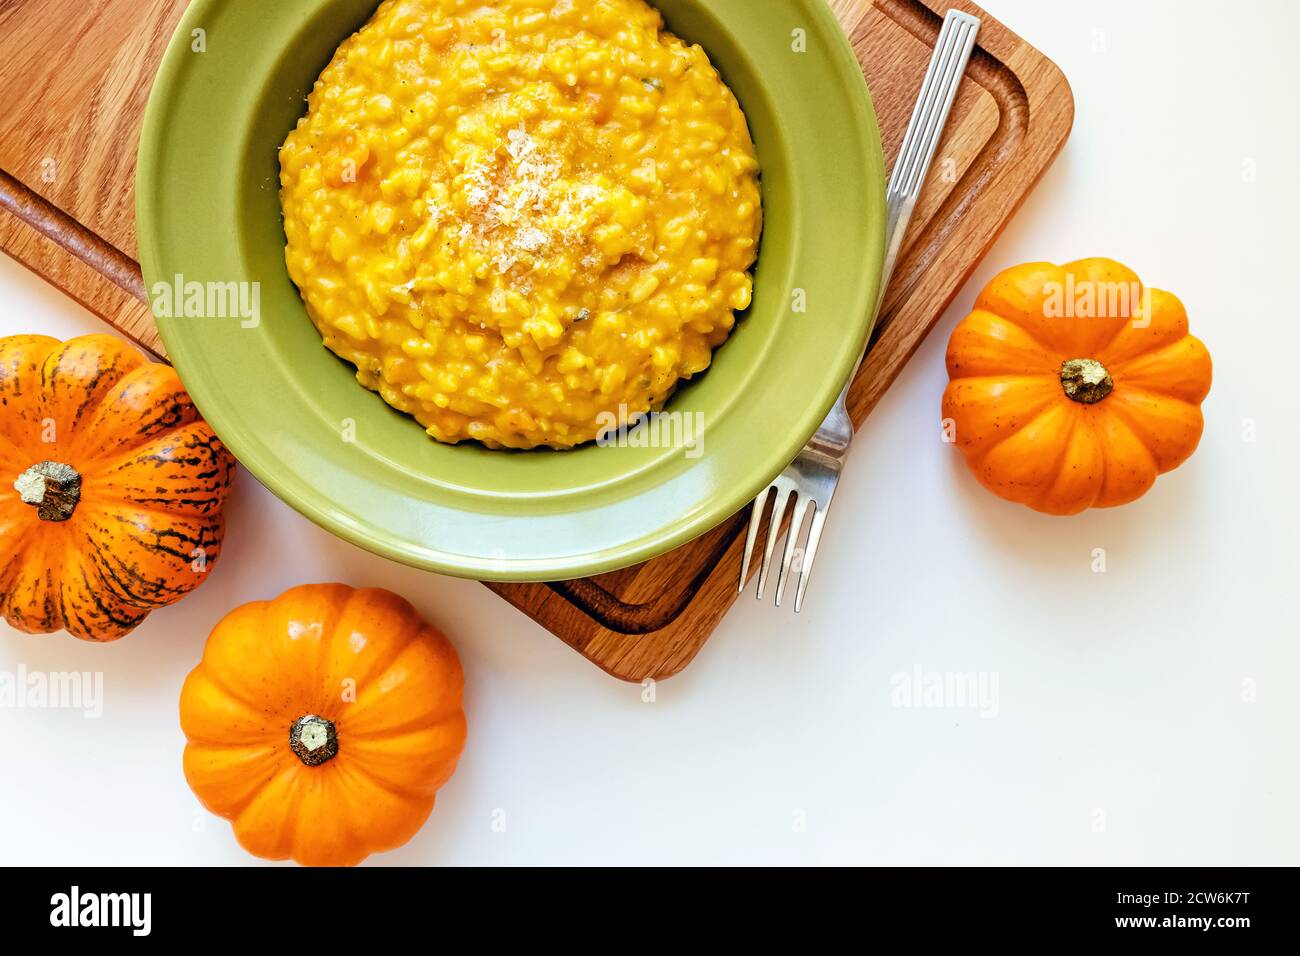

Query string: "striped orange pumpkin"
[0, 334, 235, 641]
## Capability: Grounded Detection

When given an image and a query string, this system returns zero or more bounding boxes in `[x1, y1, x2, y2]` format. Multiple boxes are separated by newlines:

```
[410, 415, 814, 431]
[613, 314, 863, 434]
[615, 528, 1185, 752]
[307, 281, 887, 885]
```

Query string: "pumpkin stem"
[14, 461, 82, 521]
[289, 715, 339, 766]
[1060, 358, 1113, 404]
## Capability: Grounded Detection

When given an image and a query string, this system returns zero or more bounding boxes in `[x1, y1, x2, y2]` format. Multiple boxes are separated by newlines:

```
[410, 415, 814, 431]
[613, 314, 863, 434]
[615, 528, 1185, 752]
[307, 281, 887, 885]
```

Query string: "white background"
[2, 0, 1297, 865]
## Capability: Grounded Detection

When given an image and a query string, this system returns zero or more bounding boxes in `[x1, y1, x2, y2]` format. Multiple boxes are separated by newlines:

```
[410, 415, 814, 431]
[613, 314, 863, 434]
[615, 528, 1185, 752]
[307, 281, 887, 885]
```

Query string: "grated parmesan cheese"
[451, 123, 612, 286]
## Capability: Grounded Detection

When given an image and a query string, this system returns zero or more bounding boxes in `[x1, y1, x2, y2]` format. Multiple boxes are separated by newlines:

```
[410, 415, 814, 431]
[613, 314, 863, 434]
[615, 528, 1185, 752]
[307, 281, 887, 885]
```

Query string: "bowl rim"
[137, 0, 886, 581]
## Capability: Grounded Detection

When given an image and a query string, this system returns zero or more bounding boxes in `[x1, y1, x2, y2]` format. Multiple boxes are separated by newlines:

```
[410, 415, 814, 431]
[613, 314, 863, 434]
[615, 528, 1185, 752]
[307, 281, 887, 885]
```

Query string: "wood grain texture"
[0, 0, 188, 259]
[0, 0, 1072, 681]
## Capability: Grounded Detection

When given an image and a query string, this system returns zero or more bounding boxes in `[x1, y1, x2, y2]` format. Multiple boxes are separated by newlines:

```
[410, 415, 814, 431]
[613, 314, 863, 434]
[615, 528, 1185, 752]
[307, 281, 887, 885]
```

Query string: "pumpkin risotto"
[279, 0, 762, 449]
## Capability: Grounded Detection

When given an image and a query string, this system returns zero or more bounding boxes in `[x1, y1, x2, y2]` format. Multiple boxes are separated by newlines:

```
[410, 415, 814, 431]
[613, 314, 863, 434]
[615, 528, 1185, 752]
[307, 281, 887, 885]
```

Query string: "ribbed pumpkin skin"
[180, 584, 467, 867]
[942, 259, 1212, 515]
[0, 334, 235, 640]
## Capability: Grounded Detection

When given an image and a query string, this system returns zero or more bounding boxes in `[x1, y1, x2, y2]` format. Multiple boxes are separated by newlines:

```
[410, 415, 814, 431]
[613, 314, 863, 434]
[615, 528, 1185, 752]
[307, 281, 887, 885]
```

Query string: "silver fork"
[738, 8, 980, 611]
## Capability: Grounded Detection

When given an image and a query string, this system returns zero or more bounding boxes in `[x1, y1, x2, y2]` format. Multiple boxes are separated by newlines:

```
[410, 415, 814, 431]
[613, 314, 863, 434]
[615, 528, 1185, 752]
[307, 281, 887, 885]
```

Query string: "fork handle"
[833, 9, 981, 410]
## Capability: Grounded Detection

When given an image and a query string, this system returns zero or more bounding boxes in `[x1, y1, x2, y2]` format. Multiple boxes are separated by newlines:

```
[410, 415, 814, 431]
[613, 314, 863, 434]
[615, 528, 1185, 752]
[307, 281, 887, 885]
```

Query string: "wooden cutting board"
[0, 0, 1071, 681]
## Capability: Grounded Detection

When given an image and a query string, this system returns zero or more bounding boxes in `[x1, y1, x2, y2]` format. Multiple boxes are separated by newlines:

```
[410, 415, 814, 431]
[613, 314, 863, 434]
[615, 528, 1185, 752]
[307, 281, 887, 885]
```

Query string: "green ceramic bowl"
[137, 0, 885, 581]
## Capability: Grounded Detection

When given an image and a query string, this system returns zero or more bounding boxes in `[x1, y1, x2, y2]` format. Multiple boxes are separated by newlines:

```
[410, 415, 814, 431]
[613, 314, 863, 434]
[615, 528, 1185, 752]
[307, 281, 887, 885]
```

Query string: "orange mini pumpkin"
[0, 334, 235, 640]
[942, 259, 1212, 515]
[180, 583, 467, 867]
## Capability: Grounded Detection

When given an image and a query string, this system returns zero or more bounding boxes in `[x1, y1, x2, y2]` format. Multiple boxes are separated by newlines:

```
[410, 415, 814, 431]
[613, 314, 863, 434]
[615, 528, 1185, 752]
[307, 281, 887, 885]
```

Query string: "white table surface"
[2, 0, 1297, 866]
